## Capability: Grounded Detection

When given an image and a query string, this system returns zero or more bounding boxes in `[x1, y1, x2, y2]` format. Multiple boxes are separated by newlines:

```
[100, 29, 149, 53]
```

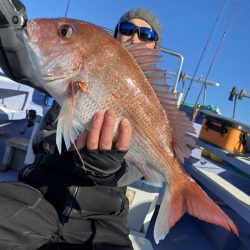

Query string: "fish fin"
[56, 78, 87, 152]
[183, 176, 238, 236]
[154, 172, 239, 243]
[56, 99, 86, 170]
[123, 42, 168, 89]
[56, 126, 63, 154]
[161, 91, 196, 162]
[154, 185, 176, 244]
[124, 43, 194, 162]
[72, 119, 84, 139]
[74, 81, 89, 92]
[56, 94, 75, 153]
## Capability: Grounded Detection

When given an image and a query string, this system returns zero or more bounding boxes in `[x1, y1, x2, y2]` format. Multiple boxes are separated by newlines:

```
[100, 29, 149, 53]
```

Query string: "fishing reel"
[0, 0, 27, 30]
[0, 0, 46, 93]
[19, 109, 37, 135]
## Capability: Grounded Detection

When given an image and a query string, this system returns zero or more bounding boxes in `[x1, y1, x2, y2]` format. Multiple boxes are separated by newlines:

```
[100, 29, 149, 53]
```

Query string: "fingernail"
[122, 118, 129, 126]
[106, 109, 115, 118]
[94, 112, 103, 124]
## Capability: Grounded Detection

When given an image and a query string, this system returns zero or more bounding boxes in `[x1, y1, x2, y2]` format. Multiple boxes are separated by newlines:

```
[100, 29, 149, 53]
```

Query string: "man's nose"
[130, 32, 141, 43]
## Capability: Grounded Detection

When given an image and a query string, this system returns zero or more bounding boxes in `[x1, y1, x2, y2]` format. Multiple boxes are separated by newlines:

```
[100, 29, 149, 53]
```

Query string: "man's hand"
[76, 109, 132, 151]
[74, 109, 132, 177]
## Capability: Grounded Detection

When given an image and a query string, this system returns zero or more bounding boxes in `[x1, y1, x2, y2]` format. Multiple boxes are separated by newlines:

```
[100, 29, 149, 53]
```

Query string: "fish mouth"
[42, 74, 68, 82]
[21, 28, 68, 83]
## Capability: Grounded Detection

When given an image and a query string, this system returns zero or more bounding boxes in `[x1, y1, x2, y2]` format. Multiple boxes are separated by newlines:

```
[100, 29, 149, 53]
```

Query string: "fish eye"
[58, 24, 73, 39]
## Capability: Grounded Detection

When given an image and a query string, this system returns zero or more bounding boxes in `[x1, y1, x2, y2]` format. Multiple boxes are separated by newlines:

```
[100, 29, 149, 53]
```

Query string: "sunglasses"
[118, 21, 158, 42]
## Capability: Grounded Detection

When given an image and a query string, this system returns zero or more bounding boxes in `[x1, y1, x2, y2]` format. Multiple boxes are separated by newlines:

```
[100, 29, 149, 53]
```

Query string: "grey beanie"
[115, 8, 163, 48]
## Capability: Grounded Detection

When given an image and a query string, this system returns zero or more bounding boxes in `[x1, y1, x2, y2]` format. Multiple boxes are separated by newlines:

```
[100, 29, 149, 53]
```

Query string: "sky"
[21, 0, 250, 125]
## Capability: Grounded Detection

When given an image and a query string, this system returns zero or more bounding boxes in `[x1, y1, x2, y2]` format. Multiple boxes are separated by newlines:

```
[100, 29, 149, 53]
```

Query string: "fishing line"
[230, 0, 249, 27]
[64, 0, 71, 18]
[181, 0, 228, 105]
[192, 0, 240, 120]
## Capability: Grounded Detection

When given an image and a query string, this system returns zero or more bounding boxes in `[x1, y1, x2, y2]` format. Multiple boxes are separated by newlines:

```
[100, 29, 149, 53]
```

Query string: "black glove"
[78, 148, 127, 176]
[0, 0, 46, 93]
[74, 148, 128, 186]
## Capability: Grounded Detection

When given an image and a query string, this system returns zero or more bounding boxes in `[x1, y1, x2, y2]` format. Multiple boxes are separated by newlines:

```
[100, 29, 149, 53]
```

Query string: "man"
[0, 3, 163, 249]
[114, 8, 162, 49]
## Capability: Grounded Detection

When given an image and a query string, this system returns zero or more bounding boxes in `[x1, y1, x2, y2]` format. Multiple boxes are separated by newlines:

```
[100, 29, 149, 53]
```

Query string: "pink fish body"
[23, 18, 238, 243]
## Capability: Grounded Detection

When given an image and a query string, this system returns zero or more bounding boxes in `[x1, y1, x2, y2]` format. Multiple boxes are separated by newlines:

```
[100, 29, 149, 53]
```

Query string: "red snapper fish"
[23, 18, 238, 243]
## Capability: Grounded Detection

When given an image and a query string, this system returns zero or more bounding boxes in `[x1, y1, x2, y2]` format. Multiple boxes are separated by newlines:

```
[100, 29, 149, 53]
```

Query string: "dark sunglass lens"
[119, 22, 136, 36]
[140, 27, 158, 41]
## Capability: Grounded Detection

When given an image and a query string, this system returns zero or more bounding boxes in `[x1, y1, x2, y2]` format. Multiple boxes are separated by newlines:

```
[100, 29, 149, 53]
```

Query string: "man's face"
[116, 18, 156, 49]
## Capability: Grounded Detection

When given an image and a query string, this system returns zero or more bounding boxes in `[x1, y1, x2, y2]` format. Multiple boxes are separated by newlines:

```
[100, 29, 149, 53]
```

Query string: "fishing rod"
[64, 0, 71, 18]
[192, 0, 240, 120]
[181, 0, 228, 105]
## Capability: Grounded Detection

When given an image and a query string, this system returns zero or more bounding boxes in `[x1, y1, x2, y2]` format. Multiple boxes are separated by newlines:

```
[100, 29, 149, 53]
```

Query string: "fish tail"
[154, 167, 238, 243]
[183, 176, 238, 234]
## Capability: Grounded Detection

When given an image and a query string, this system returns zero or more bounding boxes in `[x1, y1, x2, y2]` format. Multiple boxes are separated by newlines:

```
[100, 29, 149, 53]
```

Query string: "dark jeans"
[0, 168, 133, 250]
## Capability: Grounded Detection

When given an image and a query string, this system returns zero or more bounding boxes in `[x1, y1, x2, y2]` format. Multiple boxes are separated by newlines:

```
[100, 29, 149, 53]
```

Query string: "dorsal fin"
[159, 91, 196, 162]
[123, 42, 170, 97]
[123, 42, 195, 163]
